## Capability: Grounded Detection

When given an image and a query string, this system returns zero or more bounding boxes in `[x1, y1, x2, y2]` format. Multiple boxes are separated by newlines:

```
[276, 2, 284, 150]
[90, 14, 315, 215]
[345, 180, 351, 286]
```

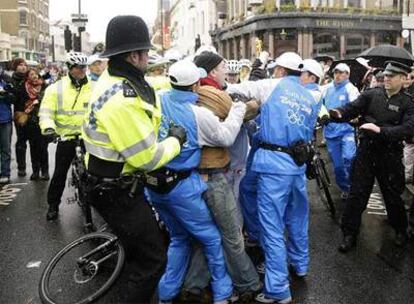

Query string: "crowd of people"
[1, 14, 414, 304]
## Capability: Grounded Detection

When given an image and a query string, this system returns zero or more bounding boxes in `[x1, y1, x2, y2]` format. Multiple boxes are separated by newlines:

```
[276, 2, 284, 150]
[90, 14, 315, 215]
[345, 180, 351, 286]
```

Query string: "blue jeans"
[0, 122, 12, 178]
[183, 173, 260, 293]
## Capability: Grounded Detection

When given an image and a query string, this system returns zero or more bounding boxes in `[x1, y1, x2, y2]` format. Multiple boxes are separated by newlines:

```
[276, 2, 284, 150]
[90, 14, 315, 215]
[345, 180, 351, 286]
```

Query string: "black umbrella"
[358, 44, 414, 68]
[328, 58, 372, 91]
[314, 54, 336, 63]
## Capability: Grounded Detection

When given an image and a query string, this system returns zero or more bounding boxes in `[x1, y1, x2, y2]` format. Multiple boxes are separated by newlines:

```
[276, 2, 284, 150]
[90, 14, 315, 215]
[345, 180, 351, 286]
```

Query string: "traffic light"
[64, 26, 72, 52]
[73, 34, 81, 52]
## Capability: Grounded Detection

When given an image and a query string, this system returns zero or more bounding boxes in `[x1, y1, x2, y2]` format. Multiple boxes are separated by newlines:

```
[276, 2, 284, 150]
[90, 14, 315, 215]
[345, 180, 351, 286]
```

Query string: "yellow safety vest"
[82, 69, 180, 174]
[145, 75, 171, 92]
[39, 75, 92, 137]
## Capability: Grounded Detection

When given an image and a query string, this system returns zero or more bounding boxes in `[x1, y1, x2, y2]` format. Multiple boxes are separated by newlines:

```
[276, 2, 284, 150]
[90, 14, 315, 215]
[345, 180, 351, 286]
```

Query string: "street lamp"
[280, 29, 287, 40]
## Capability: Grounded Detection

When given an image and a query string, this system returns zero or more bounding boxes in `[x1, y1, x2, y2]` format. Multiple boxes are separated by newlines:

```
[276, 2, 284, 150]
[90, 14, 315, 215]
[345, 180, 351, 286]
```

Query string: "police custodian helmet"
[100, 15, 154, 58]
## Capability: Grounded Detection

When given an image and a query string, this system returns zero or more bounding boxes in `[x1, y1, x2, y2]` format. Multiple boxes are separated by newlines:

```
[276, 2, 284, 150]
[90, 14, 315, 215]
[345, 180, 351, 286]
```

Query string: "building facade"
[169, 0, 218, 55]
[0, 0, 50, 62]
[0, 15, 12, 61]
[211, 0, 407, 60]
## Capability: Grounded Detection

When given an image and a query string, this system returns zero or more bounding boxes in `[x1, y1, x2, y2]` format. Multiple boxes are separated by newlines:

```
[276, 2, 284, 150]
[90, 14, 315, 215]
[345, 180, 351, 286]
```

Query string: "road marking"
[367, 187, 387, 216]
[0, 183, 27, 207]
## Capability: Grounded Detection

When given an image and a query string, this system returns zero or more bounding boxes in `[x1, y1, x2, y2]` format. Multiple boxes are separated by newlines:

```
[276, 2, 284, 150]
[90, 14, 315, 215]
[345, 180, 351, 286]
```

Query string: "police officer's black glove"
[168, 125, 187, 147]
[317, 115, 331, 126]
[43, 128, 57, 143]
[328, 109, 342, 120]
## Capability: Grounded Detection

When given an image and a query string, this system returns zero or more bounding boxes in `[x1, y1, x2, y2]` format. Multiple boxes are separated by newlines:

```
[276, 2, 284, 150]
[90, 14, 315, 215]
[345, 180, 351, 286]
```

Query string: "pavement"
[0, 139, 413, 304]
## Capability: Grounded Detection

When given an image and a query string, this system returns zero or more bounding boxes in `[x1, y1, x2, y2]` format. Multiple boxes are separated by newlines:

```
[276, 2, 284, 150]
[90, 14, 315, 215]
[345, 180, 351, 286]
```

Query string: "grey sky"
[49, 0, 158, 42]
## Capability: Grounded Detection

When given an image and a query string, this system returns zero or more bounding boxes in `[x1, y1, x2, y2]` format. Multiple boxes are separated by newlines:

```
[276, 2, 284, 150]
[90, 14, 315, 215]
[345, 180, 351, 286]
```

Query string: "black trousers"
[341, 140, 408, 236]
[47, 140, 76, 207]
[15, 124, 28, 171]
[15, 123, 49, 174]
[87, 183, 167, 303]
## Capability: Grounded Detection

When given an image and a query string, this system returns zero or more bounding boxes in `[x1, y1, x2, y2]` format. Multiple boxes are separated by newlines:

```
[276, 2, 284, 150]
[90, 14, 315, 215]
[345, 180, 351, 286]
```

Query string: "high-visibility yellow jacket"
[145, 75, 171, 92]
[82, 70, 180, 174]
[39, 75, 92, 137]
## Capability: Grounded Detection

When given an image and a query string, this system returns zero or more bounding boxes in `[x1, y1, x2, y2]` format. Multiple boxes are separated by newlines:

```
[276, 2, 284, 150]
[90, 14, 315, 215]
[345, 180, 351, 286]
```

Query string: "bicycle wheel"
[315, 158, 336, 217]
[39, 232, 125, 304]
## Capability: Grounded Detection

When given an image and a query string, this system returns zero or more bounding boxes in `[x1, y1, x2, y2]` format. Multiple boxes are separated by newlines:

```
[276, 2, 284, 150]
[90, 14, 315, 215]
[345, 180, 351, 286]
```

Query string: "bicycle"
[309, 125, 336, 218]
[38, 173, 146, 304]
[55, 134, 94, 233]
[38, 231, 125, 304]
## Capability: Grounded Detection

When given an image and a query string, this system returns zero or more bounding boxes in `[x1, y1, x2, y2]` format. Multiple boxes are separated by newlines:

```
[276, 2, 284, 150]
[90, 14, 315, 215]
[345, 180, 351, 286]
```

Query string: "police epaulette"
[402, 89, 414, 100]
[123, 80, 138, 97]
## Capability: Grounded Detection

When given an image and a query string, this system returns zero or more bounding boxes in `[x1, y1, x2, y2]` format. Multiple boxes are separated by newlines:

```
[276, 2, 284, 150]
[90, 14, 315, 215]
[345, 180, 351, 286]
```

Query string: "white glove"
[259, 51, 270, 68]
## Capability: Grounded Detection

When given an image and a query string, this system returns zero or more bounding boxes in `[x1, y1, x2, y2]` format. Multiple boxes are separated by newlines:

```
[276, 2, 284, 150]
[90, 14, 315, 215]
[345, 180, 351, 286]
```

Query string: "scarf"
[108, 59, 155, 105]
[200, 76, 222, 90]
[24, 78, 43, 114]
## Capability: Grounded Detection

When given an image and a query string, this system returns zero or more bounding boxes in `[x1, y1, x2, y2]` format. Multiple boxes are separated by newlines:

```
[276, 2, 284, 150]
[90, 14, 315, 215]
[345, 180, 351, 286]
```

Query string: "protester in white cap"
[321, 62, 360, 199]
[87, 54, 106, 83]
[300, 58, 324, 102]
[227, 51, 321, 304]
[146, 59, 247, 304]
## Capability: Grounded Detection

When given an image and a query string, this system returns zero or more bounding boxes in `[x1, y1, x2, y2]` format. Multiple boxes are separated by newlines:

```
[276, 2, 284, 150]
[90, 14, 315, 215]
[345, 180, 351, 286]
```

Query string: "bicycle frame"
[56, 134, 94, 232]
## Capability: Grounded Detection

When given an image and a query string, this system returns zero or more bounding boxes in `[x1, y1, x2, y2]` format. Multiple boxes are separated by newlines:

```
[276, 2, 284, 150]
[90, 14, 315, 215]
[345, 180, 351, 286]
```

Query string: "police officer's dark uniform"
[330, 61, 414, 252]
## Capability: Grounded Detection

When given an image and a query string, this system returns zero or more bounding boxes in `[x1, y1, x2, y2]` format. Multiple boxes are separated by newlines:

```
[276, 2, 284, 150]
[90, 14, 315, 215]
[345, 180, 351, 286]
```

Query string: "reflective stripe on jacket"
[82, 69, 180, 174]
[39, 75, 92, 136]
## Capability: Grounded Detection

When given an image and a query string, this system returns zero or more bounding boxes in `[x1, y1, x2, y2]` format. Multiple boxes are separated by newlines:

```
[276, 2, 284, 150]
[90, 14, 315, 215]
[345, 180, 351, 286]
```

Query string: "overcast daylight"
[49, 0, 158, 42]
[1, 1, 414, 304]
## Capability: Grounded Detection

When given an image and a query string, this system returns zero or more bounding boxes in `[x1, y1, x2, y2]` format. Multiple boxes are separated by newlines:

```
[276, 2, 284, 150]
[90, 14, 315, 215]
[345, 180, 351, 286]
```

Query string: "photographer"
[0, 66, 13, 184]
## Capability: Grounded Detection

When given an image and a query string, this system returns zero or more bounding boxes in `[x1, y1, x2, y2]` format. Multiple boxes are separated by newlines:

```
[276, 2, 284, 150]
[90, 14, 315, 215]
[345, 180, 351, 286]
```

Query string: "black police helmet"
[101, 15, 154, 58]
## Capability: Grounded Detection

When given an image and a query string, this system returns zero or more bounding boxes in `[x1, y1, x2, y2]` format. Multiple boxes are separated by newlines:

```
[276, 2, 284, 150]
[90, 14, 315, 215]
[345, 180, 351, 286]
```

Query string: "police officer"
[39, 51, 91, 221]
[330, 61, 414, 252]
[227, 52, 320, 304]
[81, 15, 186, 303]
[322, 63, 360, 198]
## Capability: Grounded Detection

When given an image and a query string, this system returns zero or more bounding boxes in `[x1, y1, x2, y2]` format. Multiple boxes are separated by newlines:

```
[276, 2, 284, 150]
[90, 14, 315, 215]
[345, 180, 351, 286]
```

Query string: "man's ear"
[128, 51, 140, 64]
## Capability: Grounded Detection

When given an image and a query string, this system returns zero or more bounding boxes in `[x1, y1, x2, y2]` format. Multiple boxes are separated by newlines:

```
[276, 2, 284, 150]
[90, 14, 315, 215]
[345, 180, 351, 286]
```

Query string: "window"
[348, 0, 360, 7]
[20, 11, 28, 25]
[201, 12, 205, 34]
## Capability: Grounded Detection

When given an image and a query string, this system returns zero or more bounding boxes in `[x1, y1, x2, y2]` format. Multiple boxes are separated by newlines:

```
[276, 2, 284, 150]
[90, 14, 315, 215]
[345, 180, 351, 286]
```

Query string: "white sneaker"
[255, 293, 275, 303]
[230, 291, 239, 302]
[0, 177, 10, 184]
[257, 261, 265, 274]
[255, 293, 292, 304]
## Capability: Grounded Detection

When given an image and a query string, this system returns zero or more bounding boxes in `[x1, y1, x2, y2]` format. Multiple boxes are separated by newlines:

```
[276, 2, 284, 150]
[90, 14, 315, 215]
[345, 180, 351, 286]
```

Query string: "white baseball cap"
[274, 52, 302, 71]
[299, 59, 324, 79]
[333, 63, 350, 74]
[168, 60, 207, 86]
[88, 54, 106, 65]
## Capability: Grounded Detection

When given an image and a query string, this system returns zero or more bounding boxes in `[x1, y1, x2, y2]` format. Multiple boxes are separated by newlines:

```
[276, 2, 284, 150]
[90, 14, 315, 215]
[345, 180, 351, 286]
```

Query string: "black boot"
[338, 235, 356, 253]
[46, 206, 59, 221]
[30, 171, 40, 180]
[40, 171, 50, 181]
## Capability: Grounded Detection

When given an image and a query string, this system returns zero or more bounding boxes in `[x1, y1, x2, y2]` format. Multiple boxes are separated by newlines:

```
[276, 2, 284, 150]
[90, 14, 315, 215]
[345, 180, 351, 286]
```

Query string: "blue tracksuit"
[239, 82, 322, 245]
[239, 131, 260, 242]
[253, 76, 319, 301]
[147, 89, 232, 302]
[323, 80, 358, 193]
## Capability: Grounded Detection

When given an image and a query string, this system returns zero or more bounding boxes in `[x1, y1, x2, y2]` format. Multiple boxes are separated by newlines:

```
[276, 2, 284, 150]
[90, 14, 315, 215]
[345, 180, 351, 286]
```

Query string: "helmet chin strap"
[68, 72, 88, 88]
